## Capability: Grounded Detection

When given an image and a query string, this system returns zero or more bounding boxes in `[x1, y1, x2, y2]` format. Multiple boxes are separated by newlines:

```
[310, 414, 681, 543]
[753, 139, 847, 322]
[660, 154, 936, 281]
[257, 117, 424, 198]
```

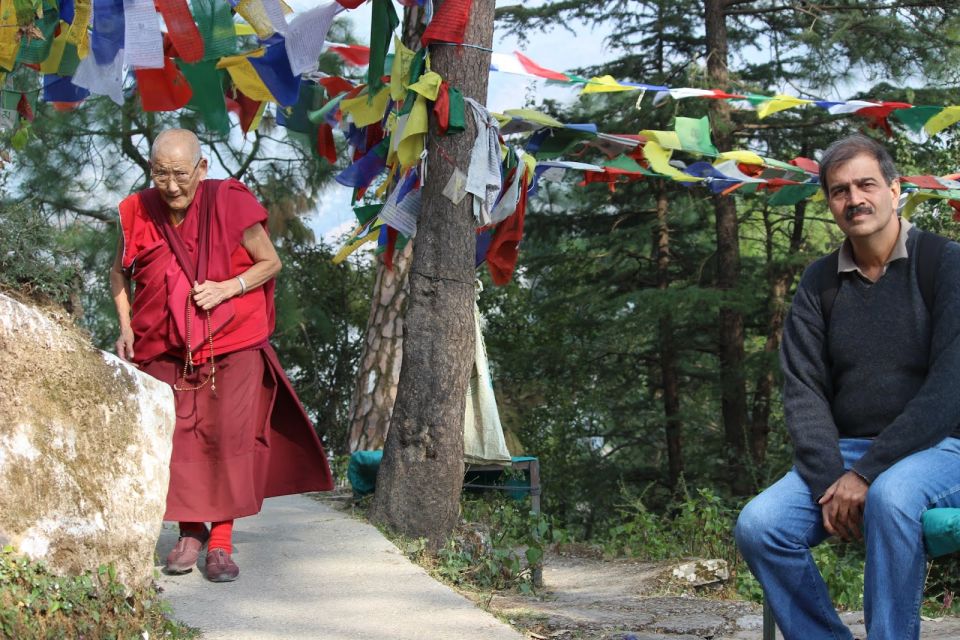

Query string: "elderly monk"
[109, 129, 332, 583]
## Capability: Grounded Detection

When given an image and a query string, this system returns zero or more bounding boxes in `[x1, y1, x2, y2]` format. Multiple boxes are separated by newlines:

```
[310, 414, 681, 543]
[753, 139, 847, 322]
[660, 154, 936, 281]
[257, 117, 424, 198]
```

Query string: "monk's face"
[150, 142, 208, 214]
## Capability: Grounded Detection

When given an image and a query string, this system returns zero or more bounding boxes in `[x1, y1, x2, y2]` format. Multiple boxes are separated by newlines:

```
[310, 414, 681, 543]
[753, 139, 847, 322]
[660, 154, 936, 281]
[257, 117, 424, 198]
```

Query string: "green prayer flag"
[308, 93, 345, 125]
[367, 0, 399, 97]
[398, 47, 427, 116]
[533, 128, 595, 158]
[179, 60, 230, 135]
[282, 83, 324, 134]
[604, 154, 656, 176]
[768, 183, 819, 206]
[892, 106, 944, 133]
[674, 116, 718, 156]
[395, 233, 409, 252]
[16, 0, 58, 64]
[446, 85, 465, 134]
[190, 0, 237, 62]
[13, 0, 38, 25]
[353, 203, 383, 225]
[54, 43, 82, 77]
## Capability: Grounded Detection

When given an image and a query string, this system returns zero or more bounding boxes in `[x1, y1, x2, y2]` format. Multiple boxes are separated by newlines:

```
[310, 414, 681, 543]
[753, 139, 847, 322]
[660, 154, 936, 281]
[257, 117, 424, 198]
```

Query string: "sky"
[285, 0, 614, 243]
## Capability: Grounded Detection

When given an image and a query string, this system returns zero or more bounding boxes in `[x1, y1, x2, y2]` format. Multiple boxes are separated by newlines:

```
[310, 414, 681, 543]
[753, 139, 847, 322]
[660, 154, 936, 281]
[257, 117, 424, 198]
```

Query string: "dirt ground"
[484, 550, 960, 640]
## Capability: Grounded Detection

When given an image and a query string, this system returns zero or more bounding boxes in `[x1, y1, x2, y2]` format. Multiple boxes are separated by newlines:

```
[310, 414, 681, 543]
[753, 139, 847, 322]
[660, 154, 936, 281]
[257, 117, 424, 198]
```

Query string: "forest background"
[2, 0, 960, 613]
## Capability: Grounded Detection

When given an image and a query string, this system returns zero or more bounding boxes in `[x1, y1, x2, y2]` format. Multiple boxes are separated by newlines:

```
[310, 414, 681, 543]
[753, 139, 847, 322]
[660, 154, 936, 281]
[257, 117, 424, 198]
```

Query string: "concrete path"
[156, 494, 524, 640]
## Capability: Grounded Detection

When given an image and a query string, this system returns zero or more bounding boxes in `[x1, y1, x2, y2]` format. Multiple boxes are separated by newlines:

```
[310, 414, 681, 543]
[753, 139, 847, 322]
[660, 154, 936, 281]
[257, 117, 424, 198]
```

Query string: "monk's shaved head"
[150, 129, 202, 165]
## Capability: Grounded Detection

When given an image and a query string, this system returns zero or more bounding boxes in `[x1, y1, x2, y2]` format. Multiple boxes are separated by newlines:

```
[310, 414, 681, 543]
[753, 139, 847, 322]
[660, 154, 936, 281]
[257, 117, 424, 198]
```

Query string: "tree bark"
[347, 243, 413, 452]
[704, 0, 750, 493]
[749, 200, 807, 466]
[346, 5, 424, 453]
[654, 184, 683, 489]
[369, 0, 495, 549]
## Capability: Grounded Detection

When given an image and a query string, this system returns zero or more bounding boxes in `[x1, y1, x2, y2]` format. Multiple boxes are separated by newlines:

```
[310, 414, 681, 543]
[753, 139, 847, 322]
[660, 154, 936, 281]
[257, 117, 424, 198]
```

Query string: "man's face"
[824, 153, 900, 240]
[150, 145, 207, 214]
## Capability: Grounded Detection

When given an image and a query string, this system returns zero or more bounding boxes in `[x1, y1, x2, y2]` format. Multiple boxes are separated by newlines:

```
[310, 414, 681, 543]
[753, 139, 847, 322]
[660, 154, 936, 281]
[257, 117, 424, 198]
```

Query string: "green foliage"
[811, 543, 866, 611]
[408, 495, 551, 594]
[0, 547, 196, 639]
[0, 199, 83, 311]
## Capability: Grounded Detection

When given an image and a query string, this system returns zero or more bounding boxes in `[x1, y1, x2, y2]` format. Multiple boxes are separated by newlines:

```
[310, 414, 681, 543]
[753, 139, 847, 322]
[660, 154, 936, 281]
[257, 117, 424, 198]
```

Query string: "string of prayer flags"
[754, 94, 813, 119]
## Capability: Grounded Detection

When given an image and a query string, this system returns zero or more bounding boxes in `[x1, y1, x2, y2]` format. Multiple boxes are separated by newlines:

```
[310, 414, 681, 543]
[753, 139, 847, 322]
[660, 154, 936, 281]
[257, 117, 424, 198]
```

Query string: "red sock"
[208, 520, 234, 553]
[179, 521, 206, 536]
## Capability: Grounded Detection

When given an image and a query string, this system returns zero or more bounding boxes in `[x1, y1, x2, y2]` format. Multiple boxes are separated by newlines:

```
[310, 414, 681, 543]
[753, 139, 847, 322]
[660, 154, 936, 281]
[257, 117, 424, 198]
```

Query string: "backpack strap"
[914, 229, 949, 313]
[819, 248, 842, 328]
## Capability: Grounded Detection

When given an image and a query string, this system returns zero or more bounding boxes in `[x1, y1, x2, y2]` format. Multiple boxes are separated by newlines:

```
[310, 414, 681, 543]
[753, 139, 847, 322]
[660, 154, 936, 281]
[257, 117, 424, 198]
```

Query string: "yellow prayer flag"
[642, 141, 703, 182]
[235, 0, 278, 38]
[65, 0, 91, 59]
[503, 108, 564, 129]
[333, 223, 382, 264]
[756, 94, 813, 119]
[397, 95, 429, 170]
[389, 35, 415, 102]
[234, 22, 257, 37]
[217, 49, 277, 103]
[640, 129, 682, 151]
[407, 70, 443, 101]
[0, 2, 20, 71]
[581, 75, 638, 94]
[924, 106, 960, 136]
[341, 86, 390, 128]
[718, 150, 765, 165]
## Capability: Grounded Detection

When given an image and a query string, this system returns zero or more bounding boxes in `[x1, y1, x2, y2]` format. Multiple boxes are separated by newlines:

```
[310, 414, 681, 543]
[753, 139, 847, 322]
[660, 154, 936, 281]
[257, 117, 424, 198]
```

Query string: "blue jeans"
[735, 437, 960, 640]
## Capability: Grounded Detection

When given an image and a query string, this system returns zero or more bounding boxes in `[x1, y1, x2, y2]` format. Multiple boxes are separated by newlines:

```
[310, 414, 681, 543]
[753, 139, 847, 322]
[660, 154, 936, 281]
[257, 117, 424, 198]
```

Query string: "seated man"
[110, 129, 333, 583]
[735, 134, 960, 639]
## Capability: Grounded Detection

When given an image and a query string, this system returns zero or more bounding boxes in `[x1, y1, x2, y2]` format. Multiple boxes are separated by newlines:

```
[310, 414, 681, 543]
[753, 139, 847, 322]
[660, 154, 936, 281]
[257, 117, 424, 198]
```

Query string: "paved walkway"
[156, 494, 524, 640]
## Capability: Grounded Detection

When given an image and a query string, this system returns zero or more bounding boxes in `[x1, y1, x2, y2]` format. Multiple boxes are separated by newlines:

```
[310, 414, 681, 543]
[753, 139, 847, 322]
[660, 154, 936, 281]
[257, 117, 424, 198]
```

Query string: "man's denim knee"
[735, 497, 768, 558]
[866, 474, 917, 523]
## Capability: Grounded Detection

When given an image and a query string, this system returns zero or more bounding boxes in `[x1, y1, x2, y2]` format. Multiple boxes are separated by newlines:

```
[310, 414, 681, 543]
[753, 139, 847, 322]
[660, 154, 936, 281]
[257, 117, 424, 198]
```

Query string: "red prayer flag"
[433, 80, 451, 134]
[326, 44, 370, 66]
[317, 122, 337, 164]
[421, 0, 473, 47]
[487, 172, 528, 285]
[790, 157, 819, 174]
[515, 52, 569, 82]
[16, 93, 34, 122]
[335, 0, 367, 7]
[135, 59, 193, 111]
[383, 225, 398, 270]
[317, 75, 355, 98]
[225, 88, 262, 134]
[902, 175, 948, 190]
[157, 0, 205, 63]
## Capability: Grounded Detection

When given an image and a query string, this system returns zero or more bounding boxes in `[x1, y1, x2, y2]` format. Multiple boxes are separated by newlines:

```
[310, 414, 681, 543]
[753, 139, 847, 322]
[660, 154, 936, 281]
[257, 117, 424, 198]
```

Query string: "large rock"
[0, 293, 175, 586]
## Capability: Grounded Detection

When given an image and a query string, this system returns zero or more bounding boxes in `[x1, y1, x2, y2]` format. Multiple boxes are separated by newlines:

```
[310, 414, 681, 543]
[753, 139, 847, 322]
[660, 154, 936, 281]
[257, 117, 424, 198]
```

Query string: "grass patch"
[0, 547, 197, 640]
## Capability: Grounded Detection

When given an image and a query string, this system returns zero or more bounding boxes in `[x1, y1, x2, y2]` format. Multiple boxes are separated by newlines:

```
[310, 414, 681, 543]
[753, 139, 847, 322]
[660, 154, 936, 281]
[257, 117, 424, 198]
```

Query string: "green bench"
[761, 508, 960, 639]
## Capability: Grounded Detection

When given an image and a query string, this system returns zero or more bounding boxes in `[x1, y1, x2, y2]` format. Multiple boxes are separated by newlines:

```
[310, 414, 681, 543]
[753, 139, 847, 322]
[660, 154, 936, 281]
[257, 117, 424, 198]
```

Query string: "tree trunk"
[704, 0, 749, 493]
[347, 243, 413, 451]
[654, 184, 683, 489]
[369, 0, 495, 549]
[346, 6, 425, 453]
[749, 200, 807, 466]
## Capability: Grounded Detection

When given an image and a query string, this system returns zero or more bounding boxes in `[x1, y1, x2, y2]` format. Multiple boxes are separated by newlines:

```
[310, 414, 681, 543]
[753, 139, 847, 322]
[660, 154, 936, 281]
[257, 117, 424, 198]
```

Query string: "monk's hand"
[115, 326, 135, 362]
[192, 280, 237, 310]
[818, 471, 869, 542]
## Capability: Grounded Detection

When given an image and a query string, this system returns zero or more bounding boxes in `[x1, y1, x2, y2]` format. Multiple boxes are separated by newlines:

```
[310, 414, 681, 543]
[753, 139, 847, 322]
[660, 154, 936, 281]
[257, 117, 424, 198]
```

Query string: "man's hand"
[818, 471, 869, 541]
[192, 279, 241, 311]
[115, 326, 136, 363]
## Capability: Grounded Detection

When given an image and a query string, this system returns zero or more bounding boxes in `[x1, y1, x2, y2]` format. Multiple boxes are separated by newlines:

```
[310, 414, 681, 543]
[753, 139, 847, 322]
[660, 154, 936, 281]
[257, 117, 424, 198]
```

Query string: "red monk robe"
[118, 178, 332, 522]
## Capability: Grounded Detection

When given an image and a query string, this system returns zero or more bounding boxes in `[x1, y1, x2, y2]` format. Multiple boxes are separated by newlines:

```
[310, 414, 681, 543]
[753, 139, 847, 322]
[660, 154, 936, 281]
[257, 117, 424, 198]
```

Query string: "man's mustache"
[845, 204, 873, 221]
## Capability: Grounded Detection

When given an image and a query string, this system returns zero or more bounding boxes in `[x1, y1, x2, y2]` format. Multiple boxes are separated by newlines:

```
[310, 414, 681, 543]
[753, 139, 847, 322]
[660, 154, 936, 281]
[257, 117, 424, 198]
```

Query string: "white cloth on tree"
[464, 97, 502, 226]
[464, 296, 512, 465]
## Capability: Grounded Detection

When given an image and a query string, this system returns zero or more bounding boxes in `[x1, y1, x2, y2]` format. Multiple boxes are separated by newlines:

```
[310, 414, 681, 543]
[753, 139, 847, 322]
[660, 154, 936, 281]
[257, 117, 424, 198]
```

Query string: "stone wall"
[0, 293, 175, 586]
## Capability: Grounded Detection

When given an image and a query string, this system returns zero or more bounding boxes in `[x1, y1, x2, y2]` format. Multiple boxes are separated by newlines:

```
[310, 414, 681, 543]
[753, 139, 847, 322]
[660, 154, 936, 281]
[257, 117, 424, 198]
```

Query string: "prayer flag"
[191, 0, 237, 61]
[756, 94, 812, 119]
[157, 0, 204, 63]
[581, 75, 636, 94]
[246, 37, 301, 106]
[367, 0, 398, 95]
[673, 116, 718, 156]
[43, 73, 90, 102]
[335, 139, 388, 188]
[421, 0, 472, 47]
[924, 106, 960, 136]
[893, 106, 943, 133]
[514, 51, 568, 81]
[16, 0, 59, 65]
[487, 172, 528, 285]
[92, 0, 124, 65]
[326, 43, 369, 66]
[180, 60, 230, 133]
[135, 57, 193, 110]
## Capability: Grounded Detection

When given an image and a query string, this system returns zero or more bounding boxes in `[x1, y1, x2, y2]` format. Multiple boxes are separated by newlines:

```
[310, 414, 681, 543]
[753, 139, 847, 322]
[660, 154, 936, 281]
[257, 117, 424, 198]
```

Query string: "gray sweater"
[781, 225, 960, 500]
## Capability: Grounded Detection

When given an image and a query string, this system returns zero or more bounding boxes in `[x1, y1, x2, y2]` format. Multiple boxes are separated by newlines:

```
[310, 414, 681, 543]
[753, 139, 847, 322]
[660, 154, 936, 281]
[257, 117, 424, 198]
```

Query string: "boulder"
[670, 558, 730, 587]
[0, 293, 175, 586]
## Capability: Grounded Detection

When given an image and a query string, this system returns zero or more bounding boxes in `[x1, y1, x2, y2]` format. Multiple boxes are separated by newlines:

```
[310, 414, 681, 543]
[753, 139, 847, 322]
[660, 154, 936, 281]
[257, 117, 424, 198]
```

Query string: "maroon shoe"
[164, 527, 210, 574]
[204, 548, 239, 582]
